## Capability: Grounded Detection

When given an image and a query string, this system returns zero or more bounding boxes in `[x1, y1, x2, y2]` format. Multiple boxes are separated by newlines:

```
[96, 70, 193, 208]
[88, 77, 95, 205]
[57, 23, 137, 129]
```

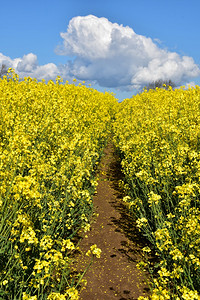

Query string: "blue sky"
[1, 0, 200, 101]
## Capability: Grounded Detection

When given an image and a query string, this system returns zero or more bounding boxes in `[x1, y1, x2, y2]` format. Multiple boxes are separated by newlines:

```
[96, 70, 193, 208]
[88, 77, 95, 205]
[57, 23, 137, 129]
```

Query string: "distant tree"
[0, 64, 8, 78]
[145, 79, 176, 91]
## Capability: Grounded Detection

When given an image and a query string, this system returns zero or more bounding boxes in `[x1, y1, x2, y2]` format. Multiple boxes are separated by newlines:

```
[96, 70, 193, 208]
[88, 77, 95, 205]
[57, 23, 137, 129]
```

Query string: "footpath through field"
[76, 142, 150, 300]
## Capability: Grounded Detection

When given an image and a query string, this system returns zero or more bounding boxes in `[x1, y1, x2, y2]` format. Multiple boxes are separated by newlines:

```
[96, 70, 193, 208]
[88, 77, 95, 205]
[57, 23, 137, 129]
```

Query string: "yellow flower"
[180, 286, 200, 300]
[170, 248, 184, 261]
[148, 191, 161, 206]
[65, 287, 79, 300]
[86, 244, 102, 258]
[142, 246, 151, 253]
[136, 217, 148, 230]
[47, 292, 66, 300]
[151, 287, 170, 299]
[40, 235, 54, 251]
[61, 239, 75, 251]
[83, 223, 91, 232]
[20, 226, 38, 245]
[22, 292, 37, 300]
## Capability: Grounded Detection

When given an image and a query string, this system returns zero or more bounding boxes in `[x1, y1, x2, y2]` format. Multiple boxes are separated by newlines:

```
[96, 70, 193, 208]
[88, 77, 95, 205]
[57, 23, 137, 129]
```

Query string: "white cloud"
[57, 15, 200, 90]
[17, 53, 38, 72]
[0, 53, 60, 81]
[0, 52, 21, 69]
[1, 15, 199, 91]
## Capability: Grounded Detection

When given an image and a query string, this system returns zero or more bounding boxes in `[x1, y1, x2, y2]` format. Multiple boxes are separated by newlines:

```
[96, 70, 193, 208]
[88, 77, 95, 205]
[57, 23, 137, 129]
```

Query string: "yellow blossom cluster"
[0, 70, 117, 299]
[86, 244, 102, 258]
[113, 85, 200, 299]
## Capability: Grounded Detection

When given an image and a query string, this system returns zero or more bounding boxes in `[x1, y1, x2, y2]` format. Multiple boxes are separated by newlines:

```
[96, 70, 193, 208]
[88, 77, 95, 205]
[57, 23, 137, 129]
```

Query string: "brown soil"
[76, 142, 151, 300]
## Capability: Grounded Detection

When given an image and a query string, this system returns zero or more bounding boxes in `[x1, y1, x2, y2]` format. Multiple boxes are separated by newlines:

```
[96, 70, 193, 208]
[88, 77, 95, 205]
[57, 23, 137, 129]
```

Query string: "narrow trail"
[76, 143, 150, 300]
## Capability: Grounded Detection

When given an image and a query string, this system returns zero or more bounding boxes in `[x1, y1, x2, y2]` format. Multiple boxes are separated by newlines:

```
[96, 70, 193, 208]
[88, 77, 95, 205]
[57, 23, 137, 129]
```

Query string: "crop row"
[0, 70, 117, 299]
[113, 86, 200, 299]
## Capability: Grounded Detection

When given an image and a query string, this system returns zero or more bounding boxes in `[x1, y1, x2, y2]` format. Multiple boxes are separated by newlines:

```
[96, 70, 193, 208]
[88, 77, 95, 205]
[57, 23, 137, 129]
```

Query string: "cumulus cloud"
[57, 15, 200, 90]
[1, 15, 199, 90]
[0, 53, 60, 81]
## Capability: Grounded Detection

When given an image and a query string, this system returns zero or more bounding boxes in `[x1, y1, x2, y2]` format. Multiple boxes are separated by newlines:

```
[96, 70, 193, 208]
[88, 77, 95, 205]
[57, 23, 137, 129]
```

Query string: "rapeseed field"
[1, 69, 200, 299]
[113, 85, 200, 300]
[0, 69, 117, 299]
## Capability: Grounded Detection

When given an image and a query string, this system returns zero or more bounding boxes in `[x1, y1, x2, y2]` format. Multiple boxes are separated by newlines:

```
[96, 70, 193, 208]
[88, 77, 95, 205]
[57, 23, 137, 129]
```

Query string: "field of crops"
[113, 86, 200, 299]
[1, 69, 200, 299]
[0, 70, 117, 299]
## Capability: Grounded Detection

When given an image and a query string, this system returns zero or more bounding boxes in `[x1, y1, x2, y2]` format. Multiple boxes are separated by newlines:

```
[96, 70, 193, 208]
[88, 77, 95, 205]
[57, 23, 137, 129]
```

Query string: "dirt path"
[76, 143, 150, 300]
